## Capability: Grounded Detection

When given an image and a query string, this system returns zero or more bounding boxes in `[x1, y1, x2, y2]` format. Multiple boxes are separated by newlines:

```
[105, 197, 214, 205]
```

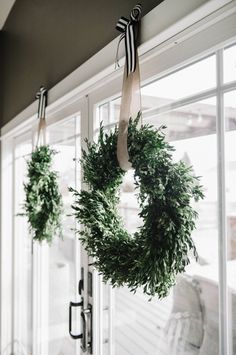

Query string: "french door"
[1, 22, 236, 355]
[89, 44, 236, 355]
[0, 98, 94, 355]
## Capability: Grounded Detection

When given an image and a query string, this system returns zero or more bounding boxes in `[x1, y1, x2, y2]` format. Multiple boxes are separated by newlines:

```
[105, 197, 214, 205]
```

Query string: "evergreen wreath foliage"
[70, 114, 204, 297]
[22, 145, 63, 243]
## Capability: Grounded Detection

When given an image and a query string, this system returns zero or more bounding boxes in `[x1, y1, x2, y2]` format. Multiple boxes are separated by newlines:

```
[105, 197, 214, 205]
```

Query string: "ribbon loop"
[116, 3, 141, 75]
[130, 3, 142, 22]
[116, 4, 142, 171]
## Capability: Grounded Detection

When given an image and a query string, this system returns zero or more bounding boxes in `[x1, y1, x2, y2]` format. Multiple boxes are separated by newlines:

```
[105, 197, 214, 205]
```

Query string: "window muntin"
[225, 90, 236, 355]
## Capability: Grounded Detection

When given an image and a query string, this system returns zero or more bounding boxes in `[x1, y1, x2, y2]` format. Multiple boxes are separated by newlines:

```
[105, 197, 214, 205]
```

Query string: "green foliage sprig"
[70, 114, 204, 297]
[22, 145, 63, 243]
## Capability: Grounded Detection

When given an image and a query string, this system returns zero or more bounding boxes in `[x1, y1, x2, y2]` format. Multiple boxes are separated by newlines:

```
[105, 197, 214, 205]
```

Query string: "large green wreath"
[70, 115, 204, 297]
[22, 145, 63, 243]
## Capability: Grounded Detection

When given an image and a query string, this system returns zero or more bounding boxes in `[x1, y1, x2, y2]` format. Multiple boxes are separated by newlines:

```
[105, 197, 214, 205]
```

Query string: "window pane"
[98, 92, 219, 354]
[14, 135, 33, 354]
[98, 102, 109, 129]
[44, 116, 80, 355]
[144, 97, 216, 141]
[118, 99, 218, 355]
[96, 100, 120, 133]
[141, 55, 216, 105]
[225, 90, 236, 355]
[224, 44, 236, 84]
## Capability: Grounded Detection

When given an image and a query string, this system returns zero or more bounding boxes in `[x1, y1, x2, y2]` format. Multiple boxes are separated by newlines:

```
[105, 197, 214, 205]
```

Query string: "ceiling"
[0, 0, 16, 29]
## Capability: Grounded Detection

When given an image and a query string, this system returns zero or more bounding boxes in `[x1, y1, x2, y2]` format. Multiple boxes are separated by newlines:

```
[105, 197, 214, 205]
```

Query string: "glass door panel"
[40, 115, 81, 355]
[225, 90, 236, 355]
[143, 98, 218, 355]
[14, 133, 33, 355]
[141, 55, 216, 104]
[96, 58, 219, 354]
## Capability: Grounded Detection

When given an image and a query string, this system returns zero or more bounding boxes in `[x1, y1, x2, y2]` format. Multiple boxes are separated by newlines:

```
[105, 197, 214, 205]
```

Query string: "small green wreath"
[22, 145, 63, 243]
[70, 114, 204, 297]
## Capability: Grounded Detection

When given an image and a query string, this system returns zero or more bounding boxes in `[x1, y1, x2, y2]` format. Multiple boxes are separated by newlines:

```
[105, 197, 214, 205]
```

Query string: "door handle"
[69, 301, 83, 339]
[81, 305, 92, 353]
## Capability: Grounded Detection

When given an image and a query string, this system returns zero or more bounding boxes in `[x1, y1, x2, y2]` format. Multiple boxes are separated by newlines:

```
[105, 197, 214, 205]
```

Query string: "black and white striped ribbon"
[116, 3, 142, 75]
[36, 86, 47, 119]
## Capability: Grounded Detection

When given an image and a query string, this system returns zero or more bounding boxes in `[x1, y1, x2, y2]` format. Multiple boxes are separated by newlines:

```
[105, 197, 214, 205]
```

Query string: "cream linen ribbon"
[117, 58, 141, 170]
[116, 4, 142, 171]
[36, 116, 47, 147]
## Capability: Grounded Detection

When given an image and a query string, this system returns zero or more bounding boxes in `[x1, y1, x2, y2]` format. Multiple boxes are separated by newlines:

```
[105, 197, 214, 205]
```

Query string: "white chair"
[193, 275, 236, 355]
[165, 275, 204, 355]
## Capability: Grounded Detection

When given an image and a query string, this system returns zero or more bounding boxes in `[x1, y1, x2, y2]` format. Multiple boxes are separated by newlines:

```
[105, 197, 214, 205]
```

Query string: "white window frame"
[1, 1, 236, 354]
